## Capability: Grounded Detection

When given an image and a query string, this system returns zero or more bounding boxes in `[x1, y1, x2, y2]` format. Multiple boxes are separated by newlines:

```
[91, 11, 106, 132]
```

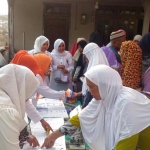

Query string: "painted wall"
[68, 2, 95, 50]
[14, 0, 95, 51]
[14, 0, 43, 51]
[13, 0, 142, 51]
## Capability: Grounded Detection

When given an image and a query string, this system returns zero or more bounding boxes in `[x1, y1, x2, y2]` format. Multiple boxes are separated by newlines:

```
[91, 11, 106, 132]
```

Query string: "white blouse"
[25, 75, 65, 123]
[50, 52, 74, 91]
[25, 74, 66, 124]
[25, 100, 42, 123]
[36, 74, 65, 99]
[28, 49, 51, 57]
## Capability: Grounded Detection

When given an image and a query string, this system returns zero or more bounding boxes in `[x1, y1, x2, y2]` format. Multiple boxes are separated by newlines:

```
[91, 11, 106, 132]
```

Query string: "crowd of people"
[0, 30, 150, 150]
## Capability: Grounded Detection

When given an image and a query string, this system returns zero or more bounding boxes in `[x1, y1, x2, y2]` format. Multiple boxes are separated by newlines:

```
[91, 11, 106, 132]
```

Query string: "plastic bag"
[54, 70, 69, 84]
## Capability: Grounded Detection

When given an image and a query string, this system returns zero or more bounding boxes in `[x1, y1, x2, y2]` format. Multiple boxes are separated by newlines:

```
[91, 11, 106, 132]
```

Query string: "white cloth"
[133, 35, 142, 42]
[28, 49, 51, 57]
[0, 64, 39, 122]
[82, 43, 109, 95]
[79, 65, 150, 150]
[0, 107, 21, 150]
[0, 64, 39, 150]
[73, 50, 80, 61]
[36, 74, 65, 99]
[50, 39, 74, 91]
[77, 37, 86, 43]
[73, 66, 82, 79]
[106, 42, 111, 47]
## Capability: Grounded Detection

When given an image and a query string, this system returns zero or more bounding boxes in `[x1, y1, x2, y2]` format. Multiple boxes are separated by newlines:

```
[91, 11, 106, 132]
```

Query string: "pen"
[46, 126, 49, 135]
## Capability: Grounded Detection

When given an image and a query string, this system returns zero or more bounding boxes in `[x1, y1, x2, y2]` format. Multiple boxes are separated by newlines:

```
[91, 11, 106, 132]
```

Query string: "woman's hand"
[27, 135, 39, 147]
[72, 78, 77, 83]
[41, 130, 63, 149]
[57, 65, 65, 69]
[74, 92, 82, 98]
[40, 119, 53, 134]
[41, 134, 56, 148]
[61, 69, 68, 74]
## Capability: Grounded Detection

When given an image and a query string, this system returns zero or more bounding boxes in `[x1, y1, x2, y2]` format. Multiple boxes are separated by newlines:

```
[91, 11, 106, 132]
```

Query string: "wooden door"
[95, 6, 144, 45]
[43, 3, 70, 52]
[96, 19, 114, 46]
[113, 18, 138, 40]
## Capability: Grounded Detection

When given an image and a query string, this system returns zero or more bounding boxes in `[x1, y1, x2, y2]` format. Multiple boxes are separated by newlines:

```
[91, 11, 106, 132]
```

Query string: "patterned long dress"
[120, 41, 142, 89]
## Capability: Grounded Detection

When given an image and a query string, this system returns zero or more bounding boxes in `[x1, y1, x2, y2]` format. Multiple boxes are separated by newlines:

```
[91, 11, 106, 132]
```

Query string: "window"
[0, 0, 8, 47]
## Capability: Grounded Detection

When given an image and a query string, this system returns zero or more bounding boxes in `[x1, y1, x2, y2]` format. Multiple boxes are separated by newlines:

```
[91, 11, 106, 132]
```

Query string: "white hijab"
[34, 36, 49, 53]
[133, 35, 142, 42]
[0, 64, 39, 120]
[82, 43, 109, 95]
[52, 39, 67, 56]
[79, 65, 150, 150]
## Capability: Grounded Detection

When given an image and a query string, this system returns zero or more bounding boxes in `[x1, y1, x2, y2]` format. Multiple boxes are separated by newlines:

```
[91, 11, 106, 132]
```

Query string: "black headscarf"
[75, 40, 87, 81]
[139, 32, 150, 59]
[89, 30, 103, 47]
[77, 40, 87, 49]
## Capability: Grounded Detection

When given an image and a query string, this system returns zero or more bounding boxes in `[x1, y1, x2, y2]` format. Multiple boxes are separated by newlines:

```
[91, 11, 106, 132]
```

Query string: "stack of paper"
[36, 98, 68, 118]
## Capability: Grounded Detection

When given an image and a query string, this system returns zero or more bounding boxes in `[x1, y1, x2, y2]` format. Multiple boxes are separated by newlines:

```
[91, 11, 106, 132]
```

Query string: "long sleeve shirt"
[50, 51, 74, 91]
[36, 74, 65, 99]
[25, 100, 42, 123]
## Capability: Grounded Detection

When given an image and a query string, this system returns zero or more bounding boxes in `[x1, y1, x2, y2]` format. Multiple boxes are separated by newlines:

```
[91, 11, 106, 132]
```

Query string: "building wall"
[14, 0, 95, 51]
[68, 2, 95, 49]
[14, 0, 43, 51]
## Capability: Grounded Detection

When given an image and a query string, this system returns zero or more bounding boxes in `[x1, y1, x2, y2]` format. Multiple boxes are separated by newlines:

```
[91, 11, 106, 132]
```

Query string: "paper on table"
[36, 98, 68, 118]
[37, 98, 64, 108]
[22, 118, 66, 150]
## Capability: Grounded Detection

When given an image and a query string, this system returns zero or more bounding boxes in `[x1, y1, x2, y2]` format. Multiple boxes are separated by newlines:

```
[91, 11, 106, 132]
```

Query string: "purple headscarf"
[142, 67, 150, 92]
[101, 46, 120, 68]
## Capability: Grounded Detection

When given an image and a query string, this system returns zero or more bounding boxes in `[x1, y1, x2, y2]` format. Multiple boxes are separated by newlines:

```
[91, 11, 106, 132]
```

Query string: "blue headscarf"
[139, 32, 150, 59]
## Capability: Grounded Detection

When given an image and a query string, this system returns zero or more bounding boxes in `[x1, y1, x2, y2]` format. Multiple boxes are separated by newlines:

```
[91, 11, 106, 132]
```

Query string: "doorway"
[95, 6, 144, 46]
[43, 3, 70, 52]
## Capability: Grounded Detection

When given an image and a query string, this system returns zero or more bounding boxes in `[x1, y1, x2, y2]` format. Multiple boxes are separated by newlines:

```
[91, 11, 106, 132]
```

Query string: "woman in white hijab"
[49, 39, 74, 91]
[28, 35, 51, 56]
[42, 65, 150, 150]
[0, 64, 39, 150]
[77, 42, 109, 107]
[82, 42, 109, 95]
[133, 35, 142, 44]
[28, 35, 51, 85]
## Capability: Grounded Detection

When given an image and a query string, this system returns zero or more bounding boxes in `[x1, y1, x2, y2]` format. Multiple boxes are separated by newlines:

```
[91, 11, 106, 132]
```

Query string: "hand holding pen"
[40, 119, 53, 135]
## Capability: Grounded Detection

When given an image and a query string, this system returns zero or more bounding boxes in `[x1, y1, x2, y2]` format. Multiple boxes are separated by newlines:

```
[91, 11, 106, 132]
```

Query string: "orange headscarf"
[10, 50, 44, 79]
[33, 53, 52, 78]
